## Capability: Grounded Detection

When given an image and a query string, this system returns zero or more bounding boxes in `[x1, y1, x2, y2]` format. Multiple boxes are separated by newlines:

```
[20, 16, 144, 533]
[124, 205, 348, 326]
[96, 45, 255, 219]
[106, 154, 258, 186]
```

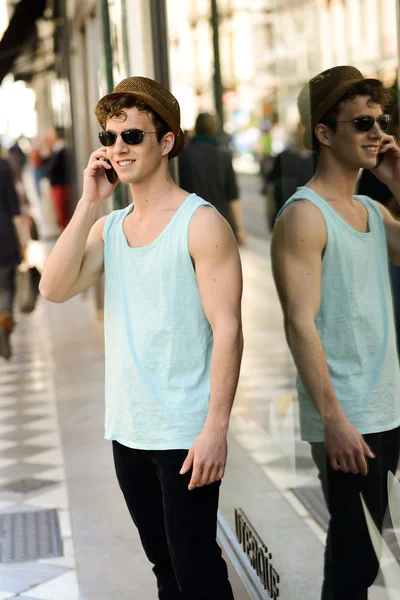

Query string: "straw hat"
[298, 66, 383, 150]
[95, 76, 184, 158]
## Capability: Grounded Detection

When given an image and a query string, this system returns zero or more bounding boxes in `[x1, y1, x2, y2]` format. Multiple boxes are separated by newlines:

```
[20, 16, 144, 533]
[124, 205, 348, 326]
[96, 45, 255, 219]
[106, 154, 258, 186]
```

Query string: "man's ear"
[162, 132, 175, 156]
[314, 123, 333, 148]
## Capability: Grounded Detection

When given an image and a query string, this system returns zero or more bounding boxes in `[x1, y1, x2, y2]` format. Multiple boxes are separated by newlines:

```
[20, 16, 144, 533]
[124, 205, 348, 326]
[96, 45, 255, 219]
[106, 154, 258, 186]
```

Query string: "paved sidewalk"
[0, 302, 78, 599]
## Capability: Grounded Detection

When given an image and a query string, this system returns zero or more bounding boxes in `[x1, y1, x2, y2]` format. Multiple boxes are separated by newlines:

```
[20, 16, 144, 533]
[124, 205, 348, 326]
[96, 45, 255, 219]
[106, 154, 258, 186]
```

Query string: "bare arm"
[180, 207, 243, 489]
[39, 148, 118, 303]
[271, 200, 374, 474]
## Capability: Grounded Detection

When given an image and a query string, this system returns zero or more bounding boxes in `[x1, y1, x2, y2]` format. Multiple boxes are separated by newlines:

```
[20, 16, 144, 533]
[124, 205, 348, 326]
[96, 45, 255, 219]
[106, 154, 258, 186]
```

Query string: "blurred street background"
[0, 0, 399, 599]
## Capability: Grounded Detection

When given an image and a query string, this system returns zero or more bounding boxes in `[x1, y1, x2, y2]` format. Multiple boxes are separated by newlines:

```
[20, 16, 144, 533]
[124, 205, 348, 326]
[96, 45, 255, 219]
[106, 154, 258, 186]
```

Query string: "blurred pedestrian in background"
[44, 127, 71, 232]
[0, 153, 27, 359]
[30, 137, 46, 198]
[266, 123, 314, 229]
[257, 120, 273, 194]
[357, 101, 400, 356]
[179, 112, 247, 245]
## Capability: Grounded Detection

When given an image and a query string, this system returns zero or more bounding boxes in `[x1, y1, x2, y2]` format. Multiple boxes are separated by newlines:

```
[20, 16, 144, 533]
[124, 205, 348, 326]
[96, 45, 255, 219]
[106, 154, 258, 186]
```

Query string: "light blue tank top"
[102, 194, 214, 450]
[276, 187, 400, 442]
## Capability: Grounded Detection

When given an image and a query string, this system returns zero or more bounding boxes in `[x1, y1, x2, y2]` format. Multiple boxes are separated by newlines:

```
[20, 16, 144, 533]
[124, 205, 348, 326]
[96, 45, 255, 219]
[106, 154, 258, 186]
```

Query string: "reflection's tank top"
[276, 186, 400, 442]
[102, 193, 214, 449]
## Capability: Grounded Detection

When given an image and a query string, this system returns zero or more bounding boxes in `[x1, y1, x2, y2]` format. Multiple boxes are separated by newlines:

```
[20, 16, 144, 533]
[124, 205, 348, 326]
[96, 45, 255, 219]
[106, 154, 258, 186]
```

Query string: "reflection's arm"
[271, 201, 374, 474]
[271, 201, 336, 419]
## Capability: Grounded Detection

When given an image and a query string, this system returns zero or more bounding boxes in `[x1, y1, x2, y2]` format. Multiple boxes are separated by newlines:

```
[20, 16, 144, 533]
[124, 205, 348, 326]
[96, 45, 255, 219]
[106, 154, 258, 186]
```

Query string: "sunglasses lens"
[121, 130, 145, 145]
[99, 131, 116, 146]
[378, 116, 390, 131]
[354, 117, 375, 132]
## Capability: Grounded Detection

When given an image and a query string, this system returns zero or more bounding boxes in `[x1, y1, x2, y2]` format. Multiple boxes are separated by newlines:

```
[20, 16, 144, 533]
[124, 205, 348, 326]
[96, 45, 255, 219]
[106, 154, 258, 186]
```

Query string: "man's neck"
[128, 169, 181, 217]
[307, 154, 360, 204]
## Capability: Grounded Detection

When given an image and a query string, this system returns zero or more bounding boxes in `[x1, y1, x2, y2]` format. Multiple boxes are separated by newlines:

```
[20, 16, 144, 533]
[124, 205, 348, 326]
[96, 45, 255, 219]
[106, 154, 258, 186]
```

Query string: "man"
[271, 65, 400, 599]
[179, 111, 247, 245]
[39, 76, 243, 599]
[44, 127, 71, 231]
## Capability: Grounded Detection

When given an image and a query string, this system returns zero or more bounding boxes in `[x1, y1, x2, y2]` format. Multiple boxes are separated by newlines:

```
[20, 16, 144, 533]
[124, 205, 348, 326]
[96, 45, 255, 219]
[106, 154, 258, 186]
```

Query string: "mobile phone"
[104, 159, 118, 184]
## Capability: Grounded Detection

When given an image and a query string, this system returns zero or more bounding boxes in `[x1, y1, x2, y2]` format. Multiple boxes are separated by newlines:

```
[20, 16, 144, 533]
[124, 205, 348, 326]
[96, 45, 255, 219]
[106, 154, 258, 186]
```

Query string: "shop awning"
[0, 0, 47, 84]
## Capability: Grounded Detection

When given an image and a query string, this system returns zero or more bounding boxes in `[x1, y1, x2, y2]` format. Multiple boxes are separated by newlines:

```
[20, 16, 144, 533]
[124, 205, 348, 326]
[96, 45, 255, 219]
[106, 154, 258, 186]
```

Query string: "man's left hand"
[180, 428, 228, 491]
[372, 135, 400, 186]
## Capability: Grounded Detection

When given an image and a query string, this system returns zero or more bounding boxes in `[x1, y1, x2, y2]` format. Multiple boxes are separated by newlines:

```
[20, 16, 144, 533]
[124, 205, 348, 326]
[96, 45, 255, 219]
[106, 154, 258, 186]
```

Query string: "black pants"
[311, 426, 400, 600]
[112, 441, 234, 600]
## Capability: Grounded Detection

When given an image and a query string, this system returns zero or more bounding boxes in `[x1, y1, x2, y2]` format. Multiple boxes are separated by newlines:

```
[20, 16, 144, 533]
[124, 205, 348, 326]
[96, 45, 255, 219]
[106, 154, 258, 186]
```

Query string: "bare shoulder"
[189, 206, 238, 259]
[89, 214, 109, 242]
[272, 199, 326, 253]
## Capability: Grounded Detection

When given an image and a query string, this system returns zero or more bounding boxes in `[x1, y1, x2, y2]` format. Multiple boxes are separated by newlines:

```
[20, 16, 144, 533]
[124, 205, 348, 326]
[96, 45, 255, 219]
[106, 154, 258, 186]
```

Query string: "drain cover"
[291, 483, 330, 531]
[0, 509, 62, 563]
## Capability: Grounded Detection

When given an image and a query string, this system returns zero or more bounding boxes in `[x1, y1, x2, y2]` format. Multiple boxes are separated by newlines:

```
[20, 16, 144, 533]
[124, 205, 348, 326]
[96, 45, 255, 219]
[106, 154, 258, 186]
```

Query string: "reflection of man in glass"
[271, 66, 400, 599]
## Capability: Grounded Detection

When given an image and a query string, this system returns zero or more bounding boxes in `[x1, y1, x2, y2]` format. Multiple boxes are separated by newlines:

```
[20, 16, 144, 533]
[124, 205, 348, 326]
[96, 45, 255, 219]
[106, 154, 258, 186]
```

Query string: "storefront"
[166, 1, 400, 599]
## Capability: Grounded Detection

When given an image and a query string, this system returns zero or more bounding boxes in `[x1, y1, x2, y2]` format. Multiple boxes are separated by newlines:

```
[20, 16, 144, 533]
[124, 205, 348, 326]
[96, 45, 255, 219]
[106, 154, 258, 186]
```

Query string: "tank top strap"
[275, 186, 334, 222]
[102, 204, 132, 242]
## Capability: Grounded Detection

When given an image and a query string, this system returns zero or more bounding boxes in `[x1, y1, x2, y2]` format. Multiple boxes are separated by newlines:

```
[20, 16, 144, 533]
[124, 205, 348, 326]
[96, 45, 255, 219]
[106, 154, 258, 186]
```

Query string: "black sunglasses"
[336, 114, 391, 132]
[99, 128, 162, 147]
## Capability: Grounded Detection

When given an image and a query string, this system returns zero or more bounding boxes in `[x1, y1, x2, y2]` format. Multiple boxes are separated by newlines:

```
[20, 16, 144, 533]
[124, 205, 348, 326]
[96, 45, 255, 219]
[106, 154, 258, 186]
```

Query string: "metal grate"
[0, 509, 62, 563]
[291, 484, 330, 531]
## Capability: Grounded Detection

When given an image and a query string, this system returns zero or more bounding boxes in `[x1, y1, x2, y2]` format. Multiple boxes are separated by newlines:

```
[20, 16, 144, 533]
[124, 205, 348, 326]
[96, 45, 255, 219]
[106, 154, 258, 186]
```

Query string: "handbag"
[16, 263, 41, 314]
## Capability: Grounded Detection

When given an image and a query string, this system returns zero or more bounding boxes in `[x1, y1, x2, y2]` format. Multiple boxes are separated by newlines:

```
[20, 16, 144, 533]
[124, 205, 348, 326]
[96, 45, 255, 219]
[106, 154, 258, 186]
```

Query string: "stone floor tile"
[0, 463, 54, 482]
[23, 570, 78, 599]
[0, 446, 51, 461]
[0, 416, 46, 428]
[0, 562, 68, 594]
[20, 433, 60, 447]
[23, 449, 63, 466]
[25, 485, 69, 510]
[23, 419, 55, 432]
[0, 430, 48, 444]
[38, 467, 65, 481]
[10, 596, 46, 600]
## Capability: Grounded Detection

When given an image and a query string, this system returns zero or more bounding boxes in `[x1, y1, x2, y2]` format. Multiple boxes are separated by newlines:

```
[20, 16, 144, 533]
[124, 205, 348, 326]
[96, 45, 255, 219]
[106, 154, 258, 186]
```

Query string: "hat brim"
[95, 90, 185, 158]
[302, 77, 384, 150]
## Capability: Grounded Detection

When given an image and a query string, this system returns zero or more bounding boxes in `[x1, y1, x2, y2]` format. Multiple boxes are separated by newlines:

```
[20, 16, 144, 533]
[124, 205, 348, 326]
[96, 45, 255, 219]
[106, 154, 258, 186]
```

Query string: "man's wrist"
[203, 418, 229, 436]
[322, 403, 345, 427]
[77, 197, 102, 219]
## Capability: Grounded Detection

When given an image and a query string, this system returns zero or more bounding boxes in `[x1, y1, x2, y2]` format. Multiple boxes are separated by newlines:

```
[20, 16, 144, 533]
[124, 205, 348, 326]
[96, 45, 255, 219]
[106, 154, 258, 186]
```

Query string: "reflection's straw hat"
[298, 66, 384, 150]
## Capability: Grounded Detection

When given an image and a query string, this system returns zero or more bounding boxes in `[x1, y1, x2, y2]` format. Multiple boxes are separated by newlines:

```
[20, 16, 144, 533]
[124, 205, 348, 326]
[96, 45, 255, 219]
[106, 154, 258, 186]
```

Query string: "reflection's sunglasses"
[99, 128, 162, 146]
[336, 114, 391, 132]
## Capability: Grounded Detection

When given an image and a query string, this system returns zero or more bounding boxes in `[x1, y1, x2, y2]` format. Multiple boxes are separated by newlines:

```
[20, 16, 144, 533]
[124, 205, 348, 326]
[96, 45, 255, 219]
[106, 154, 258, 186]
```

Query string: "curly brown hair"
[96, 94, 170, 142]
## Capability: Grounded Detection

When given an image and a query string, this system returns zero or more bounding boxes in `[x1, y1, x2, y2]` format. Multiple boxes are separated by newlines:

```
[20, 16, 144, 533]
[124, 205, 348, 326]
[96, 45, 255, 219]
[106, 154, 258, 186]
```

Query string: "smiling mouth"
[117, 160, 135, 167]
[363, 146, 379, 153]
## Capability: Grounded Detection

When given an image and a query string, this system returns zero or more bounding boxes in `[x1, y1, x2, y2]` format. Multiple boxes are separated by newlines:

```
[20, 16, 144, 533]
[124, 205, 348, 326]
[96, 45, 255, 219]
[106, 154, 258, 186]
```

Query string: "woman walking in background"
[0, 155, 27, 359]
